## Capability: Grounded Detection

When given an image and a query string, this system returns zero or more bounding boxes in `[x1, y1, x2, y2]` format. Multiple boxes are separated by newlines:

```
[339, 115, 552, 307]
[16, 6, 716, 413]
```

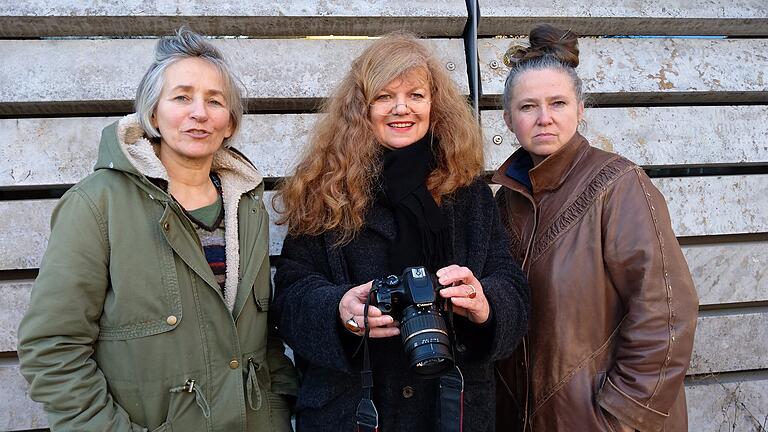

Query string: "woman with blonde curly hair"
[273, 33, 529, 432]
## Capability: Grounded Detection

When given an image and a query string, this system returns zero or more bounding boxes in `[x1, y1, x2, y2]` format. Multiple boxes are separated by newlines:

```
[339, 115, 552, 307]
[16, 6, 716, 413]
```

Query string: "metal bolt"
[446, 62, 455, 71]
[490, 60, 500, 69]
[492, 135, 503, 145]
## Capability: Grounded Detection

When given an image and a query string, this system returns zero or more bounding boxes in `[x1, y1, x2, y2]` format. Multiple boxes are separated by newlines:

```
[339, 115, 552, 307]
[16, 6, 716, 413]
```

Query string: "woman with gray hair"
[17, 27, 297, 432]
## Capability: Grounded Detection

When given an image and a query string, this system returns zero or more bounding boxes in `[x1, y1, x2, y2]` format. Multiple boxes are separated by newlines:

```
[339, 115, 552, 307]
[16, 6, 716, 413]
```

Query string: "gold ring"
[344, 317, 361, 333]
[467, 284, 477, 299]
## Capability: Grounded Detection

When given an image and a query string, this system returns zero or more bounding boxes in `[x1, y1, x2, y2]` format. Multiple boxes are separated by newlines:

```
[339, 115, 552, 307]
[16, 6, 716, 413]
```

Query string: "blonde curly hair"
[275, 33, 483, 245]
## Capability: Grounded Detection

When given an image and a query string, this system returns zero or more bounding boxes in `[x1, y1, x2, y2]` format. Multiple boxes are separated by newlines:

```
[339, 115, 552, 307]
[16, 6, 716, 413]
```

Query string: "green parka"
[17, 114, 298, 432]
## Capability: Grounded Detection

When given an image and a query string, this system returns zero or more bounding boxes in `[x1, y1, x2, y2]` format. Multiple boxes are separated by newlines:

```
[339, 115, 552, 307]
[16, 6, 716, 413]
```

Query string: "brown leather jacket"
[492, 134, 698, 432]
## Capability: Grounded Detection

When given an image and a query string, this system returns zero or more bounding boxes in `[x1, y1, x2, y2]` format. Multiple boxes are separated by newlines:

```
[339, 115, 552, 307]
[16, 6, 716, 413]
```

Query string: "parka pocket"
[159, 378, 211, 431]
[148, 422, 171, 432]
[98, 216, 184, 341]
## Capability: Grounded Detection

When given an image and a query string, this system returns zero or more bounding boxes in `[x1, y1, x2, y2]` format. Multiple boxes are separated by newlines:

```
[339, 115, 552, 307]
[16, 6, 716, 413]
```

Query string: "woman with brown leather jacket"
[493, 24, 699, 432]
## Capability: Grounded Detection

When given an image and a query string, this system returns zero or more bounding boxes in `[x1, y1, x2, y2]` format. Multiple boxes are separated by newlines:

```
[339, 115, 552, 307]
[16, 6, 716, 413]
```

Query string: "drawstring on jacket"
[246, 358, 263, 411]
[170, 379, 211, 418]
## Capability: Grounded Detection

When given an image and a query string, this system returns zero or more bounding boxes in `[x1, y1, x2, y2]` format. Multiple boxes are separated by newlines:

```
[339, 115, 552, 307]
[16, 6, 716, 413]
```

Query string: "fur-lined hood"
[95, 113, 262, 192]
[94, 114, 264, 312]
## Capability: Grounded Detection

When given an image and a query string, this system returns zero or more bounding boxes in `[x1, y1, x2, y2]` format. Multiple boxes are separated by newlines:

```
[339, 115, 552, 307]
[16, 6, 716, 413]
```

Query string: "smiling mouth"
[387, 122, 415, 129]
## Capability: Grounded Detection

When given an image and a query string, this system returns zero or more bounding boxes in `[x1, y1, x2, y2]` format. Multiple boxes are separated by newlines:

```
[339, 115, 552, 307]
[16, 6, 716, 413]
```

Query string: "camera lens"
[400, 306, 454, 378]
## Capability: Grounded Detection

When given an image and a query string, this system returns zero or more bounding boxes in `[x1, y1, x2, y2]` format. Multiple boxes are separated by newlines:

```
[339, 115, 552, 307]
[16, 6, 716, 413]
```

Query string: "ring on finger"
[467, 284, 477, 299]
[344, 316, 362, 333]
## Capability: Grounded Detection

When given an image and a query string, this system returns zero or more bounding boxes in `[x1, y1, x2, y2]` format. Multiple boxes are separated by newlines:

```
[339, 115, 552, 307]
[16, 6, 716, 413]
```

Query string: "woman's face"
[369, 68, 431, 150]
[504, 68, 584, 165]
[152, 57, 233, 164]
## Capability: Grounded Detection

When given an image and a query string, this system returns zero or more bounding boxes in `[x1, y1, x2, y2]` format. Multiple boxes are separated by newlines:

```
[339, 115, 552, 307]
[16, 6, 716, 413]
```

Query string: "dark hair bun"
[526, 24, 580, 68]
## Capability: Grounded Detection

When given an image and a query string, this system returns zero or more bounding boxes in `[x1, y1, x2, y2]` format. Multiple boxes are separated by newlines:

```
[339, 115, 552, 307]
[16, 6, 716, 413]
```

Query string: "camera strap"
[438, 298, 464, 432]
[439, 366, 464, 432]
[356, 293, 379, 432]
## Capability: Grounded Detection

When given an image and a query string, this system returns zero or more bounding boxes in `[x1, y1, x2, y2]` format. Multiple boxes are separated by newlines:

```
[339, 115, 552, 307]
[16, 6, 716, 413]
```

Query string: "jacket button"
[401, 386, 414, 398]
[229, 359, 240, 369]
[166, 315, 177, 326]
[163, 222, 170, 231]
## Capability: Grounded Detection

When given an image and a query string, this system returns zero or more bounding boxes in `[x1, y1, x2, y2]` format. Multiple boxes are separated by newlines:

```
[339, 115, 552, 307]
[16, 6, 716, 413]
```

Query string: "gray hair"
[134, 27, 244, 143]
[502, 55, 584, 116]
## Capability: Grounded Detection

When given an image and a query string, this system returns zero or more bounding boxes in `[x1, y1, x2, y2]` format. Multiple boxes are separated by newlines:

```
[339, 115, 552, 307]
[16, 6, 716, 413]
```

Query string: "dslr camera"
[371, 266, 454, 377]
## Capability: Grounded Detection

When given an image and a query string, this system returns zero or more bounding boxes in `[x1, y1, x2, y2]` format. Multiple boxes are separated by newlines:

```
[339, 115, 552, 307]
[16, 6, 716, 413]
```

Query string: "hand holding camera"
[435, 264, 490, 325]
[338, 281, 400, 338]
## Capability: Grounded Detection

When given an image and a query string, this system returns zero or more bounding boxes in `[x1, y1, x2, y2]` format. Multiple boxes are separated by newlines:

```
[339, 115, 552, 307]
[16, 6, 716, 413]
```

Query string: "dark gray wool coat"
[273, 178, 530, 432]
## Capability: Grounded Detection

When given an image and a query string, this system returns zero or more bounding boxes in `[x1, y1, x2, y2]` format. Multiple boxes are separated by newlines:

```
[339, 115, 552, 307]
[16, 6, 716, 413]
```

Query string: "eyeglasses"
[369, 95, 431, 115]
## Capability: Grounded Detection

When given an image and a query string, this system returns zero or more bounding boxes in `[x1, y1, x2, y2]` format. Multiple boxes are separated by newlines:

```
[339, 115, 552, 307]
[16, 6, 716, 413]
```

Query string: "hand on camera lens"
[435, 265, 490, 324]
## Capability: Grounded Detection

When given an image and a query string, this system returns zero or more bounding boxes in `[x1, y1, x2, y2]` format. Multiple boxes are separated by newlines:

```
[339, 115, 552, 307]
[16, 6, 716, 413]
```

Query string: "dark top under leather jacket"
[493, 133, 699, 432]
[273, 178, 529, 432]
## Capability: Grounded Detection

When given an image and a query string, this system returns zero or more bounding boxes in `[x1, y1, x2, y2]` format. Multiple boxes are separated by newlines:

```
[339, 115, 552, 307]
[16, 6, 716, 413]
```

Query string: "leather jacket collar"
[492, 133, 590, 196]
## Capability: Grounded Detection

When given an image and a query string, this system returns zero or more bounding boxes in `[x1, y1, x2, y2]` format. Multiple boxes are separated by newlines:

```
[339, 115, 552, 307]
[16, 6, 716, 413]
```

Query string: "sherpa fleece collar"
[111, 114, 263, 313]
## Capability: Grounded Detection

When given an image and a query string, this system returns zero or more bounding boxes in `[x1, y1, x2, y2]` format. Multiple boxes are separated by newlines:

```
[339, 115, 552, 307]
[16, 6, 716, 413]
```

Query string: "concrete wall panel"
[690, 313, 768, 375]
[684, 241, 768, 306]
[0, 193, 285, 270]
[479, 37, 768, 104]
[656, 175, 768, 236]
[5, 105, 768, 187]
[0, 114, 318, 187]
[0, 1, 467, 37]
[478, 2, 768, 36]
[2, 178, 766, 268]
[480, 106, 768, 170]
[0, 361, 47, 431]
[0, 38, 467, 115]
[0, 281, 30, 353]
[687, 375, 768, 432]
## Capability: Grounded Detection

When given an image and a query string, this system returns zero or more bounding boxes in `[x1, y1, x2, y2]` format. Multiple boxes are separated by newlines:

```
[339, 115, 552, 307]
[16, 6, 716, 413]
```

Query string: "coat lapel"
[159, 204, 223, 295]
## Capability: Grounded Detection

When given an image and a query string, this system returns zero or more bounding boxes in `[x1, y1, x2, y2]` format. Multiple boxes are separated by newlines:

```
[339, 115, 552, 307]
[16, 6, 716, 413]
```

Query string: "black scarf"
[379, 134, 453, 275]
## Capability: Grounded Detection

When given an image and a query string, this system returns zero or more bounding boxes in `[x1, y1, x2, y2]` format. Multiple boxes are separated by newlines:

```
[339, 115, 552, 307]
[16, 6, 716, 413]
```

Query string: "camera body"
[372, 266, 454, 377]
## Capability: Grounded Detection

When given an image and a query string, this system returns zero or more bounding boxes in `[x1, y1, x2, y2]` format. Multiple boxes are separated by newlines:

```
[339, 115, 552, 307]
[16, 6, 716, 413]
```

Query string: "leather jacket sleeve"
[597, 168, 699, 432]
[17, 189, 147, 432]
